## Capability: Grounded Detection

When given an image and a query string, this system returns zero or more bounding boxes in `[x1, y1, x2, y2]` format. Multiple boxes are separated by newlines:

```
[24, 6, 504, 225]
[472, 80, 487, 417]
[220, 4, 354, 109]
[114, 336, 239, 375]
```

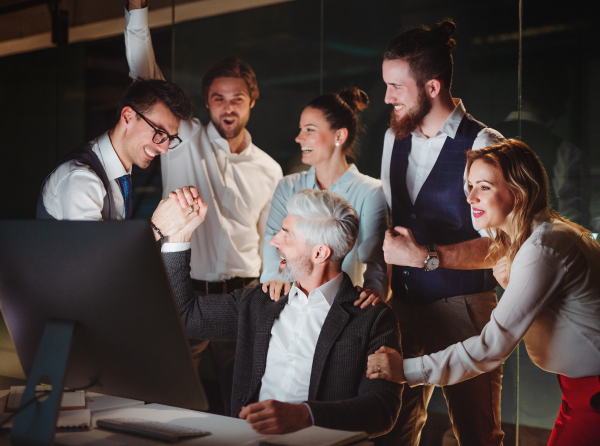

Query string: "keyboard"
[96, 417, 211, 443]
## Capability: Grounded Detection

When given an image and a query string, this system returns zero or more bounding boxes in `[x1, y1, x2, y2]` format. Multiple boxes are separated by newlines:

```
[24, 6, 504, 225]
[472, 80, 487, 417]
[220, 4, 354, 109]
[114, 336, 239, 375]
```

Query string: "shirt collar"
[98, 131, 130, 180]
[531, 207, 553, 233]
[288, 272, 344, 306]
[207, 120, 253, 155]
[306, 164, 360, 194]
[413, 98, 465, 140]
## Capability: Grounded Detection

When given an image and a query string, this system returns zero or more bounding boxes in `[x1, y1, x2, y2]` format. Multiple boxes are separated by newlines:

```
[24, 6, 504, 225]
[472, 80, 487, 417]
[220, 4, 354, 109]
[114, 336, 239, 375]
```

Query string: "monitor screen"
[0, 221, 207, 411]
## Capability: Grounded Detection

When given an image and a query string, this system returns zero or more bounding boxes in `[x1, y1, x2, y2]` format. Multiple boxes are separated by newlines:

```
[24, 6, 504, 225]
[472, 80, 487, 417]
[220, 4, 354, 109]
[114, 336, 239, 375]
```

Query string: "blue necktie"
[115, 174, 132, 219]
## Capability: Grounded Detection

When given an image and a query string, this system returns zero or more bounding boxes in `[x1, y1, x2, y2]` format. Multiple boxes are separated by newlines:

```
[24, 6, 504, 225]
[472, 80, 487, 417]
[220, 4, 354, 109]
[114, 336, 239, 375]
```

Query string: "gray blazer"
[164, 250, 402, 443]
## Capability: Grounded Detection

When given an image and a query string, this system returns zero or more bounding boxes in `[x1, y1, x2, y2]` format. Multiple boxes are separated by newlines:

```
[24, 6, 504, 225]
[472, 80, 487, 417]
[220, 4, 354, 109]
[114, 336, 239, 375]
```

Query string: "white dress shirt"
[125, 7, 283, 280]
[41, 132, 130, 220]
[259, 273, 344, 403]
[380, 99, 503, 236]
[404, 209, 600, 386]
[260, 165, 389, 298]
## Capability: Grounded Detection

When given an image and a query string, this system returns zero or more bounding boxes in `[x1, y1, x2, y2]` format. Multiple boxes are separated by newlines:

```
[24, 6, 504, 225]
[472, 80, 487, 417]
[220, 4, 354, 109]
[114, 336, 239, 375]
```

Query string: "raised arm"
[161, 192, 243, 341]
[163, 249, 242, 341]
[305, 308, 403, 437]
[125, 0, 165, 81]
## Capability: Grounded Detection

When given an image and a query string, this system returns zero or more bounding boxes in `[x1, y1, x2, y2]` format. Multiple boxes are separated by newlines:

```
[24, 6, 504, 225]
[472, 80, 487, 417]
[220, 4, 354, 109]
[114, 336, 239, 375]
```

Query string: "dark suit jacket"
[164, 250, 402, 442]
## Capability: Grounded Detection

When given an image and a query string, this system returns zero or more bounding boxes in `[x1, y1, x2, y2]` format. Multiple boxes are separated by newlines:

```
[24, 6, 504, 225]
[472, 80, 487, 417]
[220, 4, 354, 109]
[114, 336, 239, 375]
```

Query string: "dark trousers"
[189, 278, 259, 416]
[390, 290, 504, 446]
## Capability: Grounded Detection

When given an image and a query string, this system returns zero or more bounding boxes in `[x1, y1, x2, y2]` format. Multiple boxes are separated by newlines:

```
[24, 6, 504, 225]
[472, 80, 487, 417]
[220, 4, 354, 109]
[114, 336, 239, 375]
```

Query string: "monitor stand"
[11, 320, 74, 446]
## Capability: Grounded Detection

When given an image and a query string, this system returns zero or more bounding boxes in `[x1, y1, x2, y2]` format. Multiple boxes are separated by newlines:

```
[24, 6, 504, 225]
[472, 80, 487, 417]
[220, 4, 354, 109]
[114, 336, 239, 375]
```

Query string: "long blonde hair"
[466, 139, 591, 276]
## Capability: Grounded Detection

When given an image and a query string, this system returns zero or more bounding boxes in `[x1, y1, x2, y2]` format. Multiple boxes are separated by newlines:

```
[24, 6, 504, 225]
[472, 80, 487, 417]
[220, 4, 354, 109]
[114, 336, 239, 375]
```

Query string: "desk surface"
[1, 401, 370, 446]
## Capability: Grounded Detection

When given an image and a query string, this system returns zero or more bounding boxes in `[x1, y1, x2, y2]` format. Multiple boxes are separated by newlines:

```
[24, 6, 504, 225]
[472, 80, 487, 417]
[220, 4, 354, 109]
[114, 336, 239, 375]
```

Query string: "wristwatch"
[423, 244, 439, 272]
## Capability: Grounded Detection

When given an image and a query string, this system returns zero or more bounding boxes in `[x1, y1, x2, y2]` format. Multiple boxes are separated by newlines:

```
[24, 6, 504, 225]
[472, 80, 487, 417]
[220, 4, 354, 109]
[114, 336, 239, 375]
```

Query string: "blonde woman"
[368, 139, 600, 446]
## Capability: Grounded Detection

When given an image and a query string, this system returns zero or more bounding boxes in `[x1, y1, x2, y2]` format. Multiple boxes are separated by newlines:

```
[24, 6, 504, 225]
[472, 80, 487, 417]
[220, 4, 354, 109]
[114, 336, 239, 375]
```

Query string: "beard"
[276, 248, 313, 283]
[212, 112, 249, 140]
[389, 87, 432, 140]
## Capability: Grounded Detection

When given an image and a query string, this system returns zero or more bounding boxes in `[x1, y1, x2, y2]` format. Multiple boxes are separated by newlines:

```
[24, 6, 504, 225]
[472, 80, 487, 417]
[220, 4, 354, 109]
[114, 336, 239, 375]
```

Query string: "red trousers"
[548, 374, 600, 446]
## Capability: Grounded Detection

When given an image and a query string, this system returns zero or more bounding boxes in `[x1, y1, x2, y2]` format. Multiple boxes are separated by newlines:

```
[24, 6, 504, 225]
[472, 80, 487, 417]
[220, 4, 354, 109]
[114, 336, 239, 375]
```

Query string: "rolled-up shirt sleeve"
[404, 238, 566, 386]
[124, 6, 165, 81]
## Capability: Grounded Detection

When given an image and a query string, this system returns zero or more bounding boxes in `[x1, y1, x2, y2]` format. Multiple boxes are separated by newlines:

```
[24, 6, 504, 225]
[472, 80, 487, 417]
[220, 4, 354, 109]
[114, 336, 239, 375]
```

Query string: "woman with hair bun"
[260, 88, 389, 305]
[368, 139, 600, 446]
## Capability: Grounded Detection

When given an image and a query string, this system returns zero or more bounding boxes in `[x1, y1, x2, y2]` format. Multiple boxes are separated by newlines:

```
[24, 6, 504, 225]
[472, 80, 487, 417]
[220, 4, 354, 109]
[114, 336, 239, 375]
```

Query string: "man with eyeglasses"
[37, 79, 199, 240]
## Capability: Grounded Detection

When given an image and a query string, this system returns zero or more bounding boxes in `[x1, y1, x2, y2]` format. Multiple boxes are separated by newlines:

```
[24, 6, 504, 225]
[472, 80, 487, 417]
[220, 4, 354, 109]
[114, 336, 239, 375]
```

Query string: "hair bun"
[338, 87, 369, 113]
[432, 19, 456, 49]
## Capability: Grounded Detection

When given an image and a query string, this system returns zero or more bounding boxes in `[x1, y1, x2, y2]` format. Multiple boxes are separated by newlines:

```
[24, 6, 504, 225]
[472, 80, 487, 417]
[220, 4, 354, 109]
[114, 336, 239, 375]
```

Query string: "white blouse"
[404, 209, 600, 386]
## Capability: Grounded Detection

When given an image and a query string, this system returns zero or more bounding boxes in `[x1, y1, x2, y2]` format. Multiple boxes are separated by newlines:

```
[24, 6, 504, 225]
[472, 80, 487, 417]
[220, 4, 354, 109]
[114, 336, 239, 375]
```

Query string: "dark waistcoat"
[36, 142, 119, 220]
[390, 114, 496, 305]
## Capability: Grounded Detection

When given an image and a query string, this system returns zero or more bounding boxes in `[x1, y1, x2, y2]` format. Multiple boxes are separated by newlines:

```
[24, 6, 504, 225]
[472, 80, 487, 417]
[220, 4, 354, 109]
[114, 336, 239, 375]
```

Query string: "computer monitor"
[0, 221, 208, 443]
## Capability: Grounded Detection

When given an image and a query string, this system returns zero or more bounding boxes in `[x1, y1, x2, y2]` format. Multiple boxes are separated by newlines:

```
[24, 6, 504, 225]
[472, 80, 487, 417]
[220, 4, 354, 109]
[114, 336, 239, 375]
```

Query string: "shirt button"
[287, 357, 294, 363]
[410, 213, 416, 219]
[403, 270, 410, 276]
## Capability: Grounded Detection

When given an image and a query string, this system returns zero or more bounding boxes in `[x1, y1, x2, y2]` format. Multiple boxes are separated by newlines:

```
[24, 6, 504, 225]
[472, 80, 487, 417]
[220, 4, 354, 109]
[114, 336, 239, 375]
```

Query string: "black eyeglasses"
[130, 106, 182, 150]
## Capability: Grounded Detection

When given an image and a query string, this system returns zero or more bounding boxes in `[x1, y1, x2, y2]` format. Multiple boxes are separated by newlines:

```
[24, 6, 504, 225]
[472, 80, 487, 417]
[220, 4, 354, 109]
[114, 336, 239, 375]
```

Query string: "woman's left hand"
[353, 287, 388, 308]
[367, 346, 406, 384]
[262, 280, 291, 301]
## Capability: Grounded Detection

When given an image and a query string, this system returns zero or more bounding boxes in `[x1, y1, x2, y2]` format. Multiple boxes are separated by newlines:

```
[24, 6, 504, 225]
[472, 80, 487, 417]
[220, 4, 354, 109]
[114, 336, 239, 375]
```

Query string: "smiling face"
[295, 106, 342, 166]
[269, 215, 314, 282]
[121, 102, 180, 170]
[382, 59, 432, 139]
[206, 77, 254, 140]
[467, 159, 515, 233]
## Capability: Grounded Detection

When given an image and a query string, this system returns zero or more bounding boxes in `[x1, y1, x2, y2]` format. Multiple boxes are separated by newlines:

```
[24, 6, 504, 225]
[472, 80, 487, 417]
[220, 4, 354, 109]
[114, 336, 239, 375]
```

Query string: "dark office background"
[0, 0, 598, 444]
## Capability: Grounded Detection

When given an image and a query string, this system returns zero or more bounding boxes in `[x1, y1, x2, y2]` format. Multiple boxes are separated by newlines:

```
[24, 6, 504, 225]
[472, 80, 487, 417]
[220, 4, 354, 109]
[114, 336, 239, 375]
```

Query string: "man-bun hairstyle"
[384, 19, 456, 89]
[119, 78, 195, 122]
[306, 87, 369, 161]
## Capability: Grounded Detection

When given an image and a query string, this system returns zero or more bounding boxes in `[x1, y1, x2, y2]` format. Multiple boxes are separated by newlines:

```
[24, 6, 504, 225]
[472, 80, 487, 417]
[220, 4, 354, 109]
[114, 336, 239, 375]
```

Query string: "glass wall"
[0, 0, 598, 444]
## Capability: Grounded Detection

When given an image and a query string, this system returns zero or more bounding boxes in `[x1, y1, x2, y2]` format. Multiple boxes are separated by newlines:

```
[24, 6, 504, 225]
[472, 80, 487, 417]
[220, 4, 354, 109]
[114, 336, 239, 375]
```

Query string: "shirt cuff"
[403, 357, 429, 387]
[302, 403, 315, 425]
[125, 5, 148, 30]
[161, 242, 190, 253]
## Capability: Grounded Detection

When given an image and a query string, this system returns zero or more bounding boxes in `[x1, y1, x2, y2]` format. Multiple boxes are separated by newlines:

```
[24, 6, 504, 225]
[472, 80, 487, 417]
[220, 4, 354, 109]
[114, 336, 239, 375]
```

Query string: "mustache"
[220, 113, 239, 119]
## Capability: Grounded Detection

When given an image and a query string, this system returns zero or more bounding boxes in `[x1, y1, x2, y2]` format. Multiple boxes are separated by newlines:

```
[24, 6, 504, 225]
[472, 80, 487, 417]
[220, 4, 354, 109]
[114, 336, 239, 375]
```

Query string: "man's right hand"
[151, 186, 206, 240]
[127, 0, 147, 10]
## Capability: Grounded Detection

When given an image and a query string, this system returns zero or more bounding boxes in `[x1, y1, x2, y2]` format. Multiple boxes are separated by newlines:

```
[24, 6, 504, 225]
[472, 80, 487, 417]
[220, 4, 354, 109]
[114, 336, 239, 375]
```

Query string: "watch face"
[426, 257, 440, 271]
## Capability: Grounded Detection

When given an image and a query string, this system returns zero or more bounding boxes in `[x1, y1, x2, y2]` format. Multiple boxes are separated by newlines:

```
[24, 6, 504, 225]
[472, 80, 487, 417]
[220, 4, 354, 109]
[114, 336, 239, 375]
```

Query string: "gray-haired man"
[161, 189, 402, 444]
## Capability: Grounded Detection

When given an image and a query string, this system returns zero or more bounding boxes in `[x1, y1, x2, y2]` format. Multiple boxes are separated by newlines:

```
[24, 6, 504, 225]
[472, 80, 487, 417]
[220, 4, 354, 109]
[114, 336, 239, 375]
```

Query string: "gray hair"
[286, 189, 360, 262]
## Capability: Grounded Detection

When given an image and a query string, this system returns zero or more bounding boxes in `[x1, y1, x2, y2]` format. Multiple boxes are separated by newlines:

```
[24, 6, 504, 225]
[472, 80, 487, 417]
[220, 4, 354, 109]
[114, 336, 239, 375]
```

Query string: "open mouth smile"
[301, 146, 314, 153]
[473, 207, 485, 218]
[144, 147, 157, 158]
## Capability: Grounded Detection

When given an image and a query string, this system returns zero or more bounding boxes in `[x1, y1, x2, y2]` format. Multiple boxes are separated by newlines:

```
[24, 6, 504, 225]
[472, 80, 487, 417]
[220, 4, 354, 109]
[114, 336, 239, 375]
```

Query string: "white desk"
[1, 400, 371, 446]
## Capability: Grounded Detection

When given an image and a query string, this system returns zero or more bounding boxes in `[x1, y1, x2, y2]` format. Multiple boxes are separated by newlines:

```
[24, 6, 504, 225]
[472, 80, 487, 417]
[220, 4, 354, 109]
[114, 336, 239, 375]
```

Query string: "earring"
[335, 142, 340, 147]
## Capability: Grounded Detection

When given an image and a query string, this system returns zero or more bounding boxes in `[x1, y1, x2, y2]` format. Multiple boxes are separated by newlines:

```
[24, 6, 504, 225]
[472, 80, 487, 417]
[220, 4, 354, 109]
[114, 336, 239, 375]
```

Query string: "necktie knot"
[116, 174, 132, 219]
